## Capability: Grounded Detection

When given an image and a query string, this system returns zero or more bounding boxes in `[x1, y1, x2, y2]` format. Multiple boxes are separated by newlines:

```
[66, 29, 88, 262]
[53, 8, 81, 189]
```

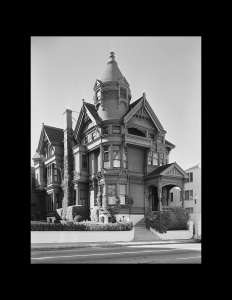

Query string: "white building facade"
[169, 163, 201, 226]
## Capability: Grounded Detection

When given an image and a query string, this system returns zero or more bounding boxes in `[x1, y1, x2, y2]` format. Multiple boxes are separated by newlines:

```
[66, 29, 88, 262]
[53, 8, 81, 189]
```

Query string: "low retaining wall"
[150, 221, 193, 240]
[31, 229, 134, 243]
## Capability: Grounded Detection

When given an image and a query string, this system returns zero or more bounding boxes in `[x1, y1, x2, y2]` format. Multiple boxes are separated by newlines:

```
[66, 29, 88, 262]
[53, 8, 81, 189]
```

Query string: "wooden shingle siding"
[130, 183, 144, 208]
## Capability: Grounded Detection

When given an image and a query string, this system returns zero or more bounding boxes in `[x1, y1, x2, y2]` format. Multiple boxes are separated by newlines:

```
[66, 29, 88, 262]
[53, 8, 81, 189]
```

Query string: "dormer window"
[157, 137, 163, 143]
[96, 89, 101, 101]
[120, 87, 127, 99]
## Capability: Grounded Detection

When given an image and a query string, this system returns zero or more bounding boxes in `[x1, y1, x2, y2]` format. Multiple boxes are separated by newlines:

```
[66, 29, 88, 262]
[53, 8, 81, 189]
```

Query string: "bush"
[55, 205, 90, 222]
[73, 215, 84, 223]
[145, 208, 190, 233]
[31, 220, 133, 231]
[90, 206, 99, 222]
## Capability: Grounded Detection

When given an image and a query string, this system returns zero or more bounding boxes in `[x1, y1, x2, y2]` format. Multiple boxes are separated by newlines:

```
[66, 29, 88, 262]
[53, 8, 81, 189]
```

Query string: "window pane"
[190, 190, 193, 197]
[185, 190, 189, 200]
[113, 126, 120, 133]
[104, 161, 110, 168]
[190, 172, 193, 182]
[103, 127, 109, 134]
[113, 160, 120, 167]
[113, 146, 120, 151]
[104, 153, 109, 161]
[108, 185, 116, 196]
[113, 151, 120, 159]
[153, 153, 158, 158]
[104, 146, 109, 151]
[120, 184, 126, 194]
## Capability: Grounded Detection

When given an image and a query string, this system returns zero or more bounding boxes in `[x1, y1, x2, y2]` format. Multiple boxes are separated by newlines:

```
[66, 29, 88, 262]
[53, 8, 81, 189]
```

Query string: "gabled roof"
[84, 102, 101, 123]
[44, 125, 63, 143]
[146, 163, 174, 177]
[146, 162, 188, 178]
[73, 101, 100, 139]
[124, 95, 164, 132]
[37, 124, 63, 153]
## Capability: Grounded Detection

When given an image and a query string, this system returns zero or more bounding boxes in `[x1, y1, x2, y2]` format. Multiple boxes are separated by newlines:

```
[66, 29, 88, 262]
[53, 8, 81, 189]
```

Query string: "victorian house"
[32, 52, 189, 223]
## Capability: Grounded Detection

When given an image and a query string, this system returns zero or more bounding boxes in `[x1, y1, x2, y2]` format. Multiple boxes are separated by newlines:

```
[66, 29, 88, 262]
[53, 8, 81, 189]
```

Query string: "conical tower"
[93, 52, 132, 120]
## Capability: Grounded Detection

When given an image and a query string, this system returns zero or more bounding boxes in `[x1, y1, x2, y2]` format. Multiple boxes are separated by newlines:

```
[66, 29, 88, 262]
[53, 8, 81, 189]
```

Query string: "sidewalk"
[31, 238, 200, 251]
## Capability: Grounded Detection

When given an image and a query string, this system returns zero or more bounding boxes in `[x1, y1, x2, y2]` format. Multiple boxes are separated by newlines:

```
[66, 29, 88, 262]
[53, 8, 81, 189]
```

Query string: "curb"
[31, 239, 199, 252]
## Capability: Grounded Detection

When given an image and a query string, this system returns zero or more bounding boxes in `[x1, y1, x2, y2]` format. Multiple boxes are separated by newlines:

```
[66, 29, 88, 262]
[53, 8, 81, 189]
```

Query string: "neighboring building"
[169, 163, 201, 225]
[32, 52, 190, 224]
[31, 166, 46, 220]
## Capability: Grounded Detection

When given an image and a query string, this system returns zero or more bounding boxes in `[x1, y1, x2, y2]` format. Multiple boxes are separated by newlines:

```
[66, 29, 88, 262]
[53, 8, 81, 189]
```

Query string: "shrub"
[73, 215, 84, 223]
[145, 208, 190, 233]
[31, 220, 133, 231]
[90, 206, 99, 222]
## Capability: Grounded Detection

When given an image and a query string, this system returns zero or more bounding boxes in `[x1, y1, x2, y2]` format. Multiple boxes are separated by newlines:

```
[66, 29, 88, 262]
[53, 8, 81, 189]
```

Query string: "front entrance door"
[150, 186, 158, 211]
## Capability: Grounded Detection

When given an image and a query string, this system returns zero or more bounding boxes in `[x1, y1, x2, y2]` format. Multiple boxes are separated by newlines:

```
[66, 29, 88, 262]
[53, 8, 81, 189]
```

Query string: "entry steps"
[133, 218, 162, 241]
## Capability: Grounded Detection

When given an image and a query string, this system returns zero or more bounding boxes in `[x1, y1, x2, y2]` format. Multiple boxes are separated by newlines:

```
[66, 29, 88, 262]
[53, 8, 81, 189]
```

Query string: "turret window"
[54, 166, 58, 182]
[112, 126, 121, 134]
[120, 87, 127, 99]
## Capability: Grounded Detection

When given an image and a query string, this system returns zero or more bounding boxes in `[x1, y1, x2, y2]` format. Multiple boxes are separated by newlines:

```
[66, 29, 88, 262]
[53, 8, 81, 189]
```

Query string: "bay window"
[153, 153, 158, 165]
[103, 126, 109, 135]
[54, 165, 58, 181]
[119, 184, 126, 205]
[103, 146, 110, 168]
[148, 151, 152, 165]
[108, 184, 116, 205]
[113, 145, 121, 167]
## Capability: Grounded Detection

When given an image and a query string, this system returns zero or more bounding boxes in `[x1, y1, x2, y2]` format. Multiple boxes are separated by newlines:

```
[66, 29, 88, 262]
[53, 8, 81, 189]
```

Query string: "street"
[31, 243, 201, 264]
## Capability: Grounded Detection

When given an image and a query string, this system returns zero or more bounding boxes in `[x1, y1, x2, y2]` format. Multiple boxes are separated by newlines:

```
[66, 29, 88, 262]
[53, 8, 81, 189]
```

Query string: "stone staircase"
[133, 218, 162, 241]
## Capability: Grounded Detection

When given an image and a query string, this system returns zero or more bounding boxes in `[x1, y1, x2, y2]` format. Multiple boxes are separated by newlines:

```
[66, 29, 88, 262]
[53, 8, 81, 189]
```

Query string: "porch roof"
[146, 163, 174, 177]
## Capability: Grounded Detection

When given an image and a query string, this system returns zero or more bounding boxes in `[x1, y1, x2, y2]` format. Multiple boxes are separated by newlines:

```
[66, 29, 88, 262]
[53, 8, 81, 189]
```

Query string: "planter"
[31, 228, 134, 243]
[150, 227, 193, 240]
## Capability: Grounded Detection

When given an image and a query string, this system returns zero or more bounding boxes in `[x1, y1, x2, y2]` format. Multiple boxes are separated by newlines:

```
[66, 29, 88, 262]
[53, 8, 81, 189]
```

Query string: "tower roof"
[100, 52, 124, 83]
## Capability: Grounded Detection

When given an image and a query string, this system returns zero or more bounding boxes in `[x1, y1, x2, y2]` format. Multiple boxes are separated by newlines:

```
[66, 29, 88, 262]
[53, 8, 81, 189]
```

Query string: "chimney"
[62, 109, 74, 211]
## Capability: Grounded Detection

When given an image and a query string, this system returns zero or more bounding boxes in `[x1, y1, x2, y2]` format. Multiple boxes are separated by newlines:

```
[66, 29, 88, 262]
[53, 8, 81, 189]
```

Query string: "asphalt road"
[31, 243, 201, 264]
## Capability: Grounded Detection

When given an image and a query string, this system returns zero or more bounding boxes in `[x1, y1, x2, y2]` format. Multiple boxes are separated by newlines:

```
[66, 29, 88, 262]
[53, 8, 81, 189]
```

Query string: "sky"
[31, 36, 201, 170]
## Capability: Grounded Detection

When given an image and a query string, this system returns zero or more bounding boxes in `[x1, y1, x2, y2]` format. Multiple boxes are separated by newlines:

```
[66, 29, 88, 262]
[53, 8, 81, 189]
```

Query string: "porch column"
[76, 186, 79, 205]
[182, 180, 185, 208]
[53, 192, 56, 212]
[158, 177, 162, 211]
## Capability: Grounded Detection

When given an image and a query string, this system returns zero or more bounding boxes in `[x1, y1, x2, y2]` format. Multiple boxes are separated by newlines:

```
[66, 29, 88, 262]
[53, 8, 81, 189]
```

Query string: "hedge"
[55, 205, 90, 222]
[145, 207, 190, 234]
[31, 220, 133, 231]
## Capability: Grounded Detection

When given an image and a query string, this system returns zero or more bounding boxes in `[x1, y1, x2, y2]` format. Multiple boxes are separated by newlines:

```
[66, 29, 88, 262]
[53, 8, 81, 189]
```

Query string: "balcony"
[123, 133, 151, 148]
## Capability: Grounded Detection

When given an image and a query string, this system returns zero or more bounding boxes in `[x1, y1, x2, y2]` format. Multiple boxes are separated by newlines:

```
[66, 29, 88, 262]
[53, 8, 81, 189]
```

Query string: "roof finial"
[143, 92, 146, 99]
[82, 99, 85, 104]
[109, 52, 115, 61]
